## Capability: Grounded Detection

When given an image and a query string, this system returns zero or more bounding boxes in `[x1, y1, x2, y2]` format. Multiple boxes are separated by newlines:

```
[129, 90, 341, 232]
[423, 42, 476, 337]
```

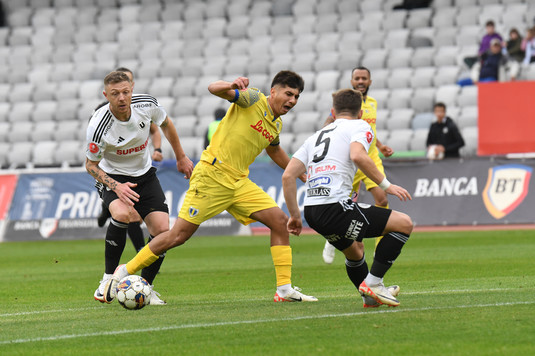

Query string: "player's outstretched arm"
[208, 77, 249, 101]
[376, 138, 394, 157]
[282, 158, 307, 236]
[350, 142, 411, 201]
[85, 158, 139, 206]
[160, 116, 193, 179]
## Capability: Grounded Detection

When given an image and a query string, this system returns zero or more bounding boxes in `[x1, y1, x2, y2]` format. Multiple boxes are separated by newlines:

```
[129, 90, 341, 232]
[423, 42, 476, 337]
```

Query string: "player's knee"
[112, 210, 130, 223]
[399, 212, 413, 235]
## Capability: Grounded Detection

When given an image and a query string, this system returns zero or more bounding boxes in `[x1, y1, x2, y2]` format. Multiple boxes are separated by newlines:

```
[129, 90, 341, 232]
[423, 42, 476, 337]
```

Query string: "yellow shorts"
[178, 161, 278, 226]
[352, 156, 386, 192]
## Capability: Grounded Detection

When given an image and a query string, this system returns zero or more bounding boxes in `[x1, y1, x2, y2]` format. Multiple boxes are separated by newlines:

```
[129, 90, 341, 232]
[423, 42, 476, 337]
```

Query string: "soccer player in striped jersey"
[283, 88, 413, 307]
[322, 66, 394, 264]
[86, 71, 193, 305]
[104, 71, 317, 303]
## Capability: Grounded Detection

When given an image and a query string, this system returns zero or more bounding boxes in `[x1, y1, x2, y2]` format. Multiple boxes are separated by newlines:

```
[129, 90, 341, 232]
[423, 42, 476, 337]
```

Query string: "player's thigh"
[227, 178, 279, 226]
[178, 163, 233, 225]
[134, 170, 168, 219]
[144, 211, 169, 236]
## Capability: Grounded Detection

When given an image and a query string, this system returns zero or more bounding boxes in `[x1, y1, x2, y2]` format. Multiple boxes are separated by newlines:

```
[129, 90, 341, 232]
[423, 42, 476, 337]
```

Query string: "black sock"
[371, 232, 410, 278]
[345, 255, 368, 290]
[141, 235, 166, 285]
[127, 222, 145, 252]
[104, 219, 128, 274]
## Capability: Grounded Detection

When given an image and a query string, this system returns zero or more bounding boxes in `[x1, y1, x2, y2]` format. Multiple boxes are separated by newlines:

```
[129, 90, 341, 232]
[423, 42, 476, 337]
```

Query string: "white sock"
[277, 283, 292, 296]
[364, 273, 382, 286]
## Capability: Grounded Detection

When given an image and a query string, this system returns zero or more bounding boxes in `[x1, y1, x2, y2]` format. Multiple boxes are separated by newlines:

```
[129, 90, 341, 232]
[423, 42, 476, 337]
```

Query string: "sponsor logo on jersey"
[363, 118, 376, 125]
[89, 142, 99, 154]
[188, 207, 199, 218]
[344, 219, 364, 240]
[482, 164, 532, 219]
[118, 136, 125, 143]
[139, 122, 145, 129]
[250, 119, 275, 142]
[413, 177, 478, 197]
[315, 165, 336, 173]
[309, 176, 332, 188]
[366, 131, 373, 143]
[116, 138, 149, 155]
[133, 103, 152, 108]
[307, 187, 331, 197]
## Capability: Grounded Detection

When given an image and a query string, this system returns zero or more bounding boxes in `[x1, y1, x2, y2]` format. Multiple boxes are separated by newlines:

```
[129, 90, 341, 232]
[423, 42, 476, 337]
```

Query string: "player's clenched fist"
[231, 77, 249, 90]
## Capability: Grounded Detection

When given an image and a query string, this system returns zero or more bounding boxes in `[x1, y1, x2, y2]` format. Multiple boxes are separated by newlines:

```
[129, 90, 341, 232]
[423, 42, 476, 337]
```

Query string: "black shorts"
[304, 199, 392, 251]
[96, 167, 168, 220]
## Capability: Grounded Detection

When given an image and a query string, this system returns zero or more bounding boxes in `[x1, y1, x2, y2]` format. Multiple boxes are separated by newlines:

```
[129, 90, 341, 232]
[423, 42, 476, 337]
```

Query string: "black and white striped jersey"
[86, 94, 167, 177]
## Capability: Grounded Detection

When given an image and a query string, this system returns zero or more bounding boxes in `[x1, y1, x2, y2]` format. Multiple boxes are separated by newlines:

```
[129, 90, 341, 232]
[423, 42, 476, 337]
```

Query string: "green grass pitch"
[1, 229, 534, 355]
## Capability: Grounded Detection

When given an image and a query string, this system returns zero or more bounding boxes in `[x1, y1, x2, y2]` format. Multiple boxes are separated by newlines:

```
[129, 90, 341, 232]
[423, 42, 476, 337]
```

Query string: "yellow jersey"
[361, 95, 379, 161]
[200, 88, 282, 179]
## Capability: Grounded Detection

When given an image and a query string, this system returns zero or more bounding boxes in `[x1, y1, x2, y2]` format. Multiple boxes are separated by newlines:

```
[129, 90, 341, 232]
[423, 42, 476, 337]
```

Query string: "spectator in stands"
[464, 20, 503, 68]
[393, 0, 431, 10]
[203, 108, 227, 149]
[470, 38, 519, 83]
[426, 103, 464, 159]
[522, 27, 535, 65]
[506, 28, 525, 63]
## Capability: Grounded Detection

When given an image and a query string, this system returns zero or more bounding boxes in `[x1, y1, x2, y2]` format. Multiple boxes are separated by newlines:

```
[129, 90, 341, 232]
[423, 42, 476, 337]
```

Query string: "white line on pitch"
[1, 286, 532, 317]
[1, 301, 534, 345]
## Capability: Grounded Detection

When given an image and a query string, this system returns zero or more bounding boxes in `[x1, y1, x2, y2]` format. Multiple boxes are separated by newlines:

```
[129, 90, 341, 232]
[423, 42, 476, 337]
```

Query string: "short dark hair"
[351, 66, 371, 79]
[104, 71, 131, 86]
[485, 20, 495, 27]
[434, 102, 446, 110]
[270, 70, 304, 92]
[332, 89, 363, 117]
[115, 67, 134, 79]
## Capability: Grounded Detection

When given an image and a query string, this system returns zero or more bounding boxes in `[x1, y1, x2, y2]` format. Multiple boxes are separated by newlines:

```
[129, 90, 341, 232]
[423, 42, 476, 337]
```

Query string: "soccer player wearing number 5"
[104, 71, 317, 303]
[282, 89, 413, 307]
[322, 66, 394, 264]
[86, 71, 194, 305]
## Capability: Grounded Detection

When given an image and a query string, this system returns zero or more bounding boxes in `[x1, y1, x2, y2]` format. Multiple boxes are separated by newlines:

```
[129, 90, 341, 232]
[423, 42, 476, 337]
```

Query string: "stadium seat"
[293, 91, 318, 113]
[455, 6, 480, 26]
[337, 50, 363, 74]
[461, 126, 478, 157]
[197, 95, 223, 117]
[32, 101, 57, 122]
[434, 46, 459, 67]
[272, 0, 293, 16]
[360, 31, 385, 50]
[55, 140, 83, 166]
[457, 106, 478, 129]
[411, 87, 436, 113]
[337, 0, 359, 14]
[0, 122, 10, 144]
[8, 102, 34, 123]
[315, 14, 338, 34]
[457, 86, 478, 107]
[361, 49, 388, 70]
[7, 8, 32, 28]
[386, 129, 413, 152]
[56, 99, 80, 122]
[386, 108, 414, 131]
[291, 111, 321, 133]
[388, 68, 413, 89]
[368, 88, 390, 109]
[456, 25, 481, 47]
[292, 33, 317, 55]
[384, 30, 410, 51]
[148, 77, 175, 98]
[477, 4, 504, 26]
[314, 71, 339, 92]
[388, 88, 413, 110]
[410, 128, 429, 151]
[410, 67, 436, 88]
[314, 53, 340, 72]
[314, 91, 334, 116]
[412, 112, 435, 130]
[386, 48, 413, 69]
[9, 121, 33, 142]
[411, 47, 436, 68]
[291, 0, 315, 16]
[247, 73, 270, 93]
[435, 85, 460, 108]
[338, 31, 363, 52]
[383, 10, 408, 31]
[292, 53, 316, 73]
[433, 26, 457, 47]
[406, 8, 433, 29]
[336, 13, 360, 32]
[54, 120, 81, 142]
[173, 116, 198, 137]
[171, 96, 199, 117]
[432, 7, 457, 27]
[315, 33, 340, 53]
[359, 11, 384, 33]
[8, 142, 33, 169]
[433, 66, 461, 86]
[291, 15, 316, 35]
[31, 121, 56, 142]
[9, 83, 34, 103]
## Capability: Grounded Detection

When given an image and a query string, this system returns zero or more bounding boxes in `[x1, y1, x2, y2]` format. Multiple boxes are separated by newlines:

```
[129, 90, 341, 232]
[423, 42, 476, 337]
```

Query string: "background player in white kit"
[86, 71, 193, 304]
[282, 89, 413, 307]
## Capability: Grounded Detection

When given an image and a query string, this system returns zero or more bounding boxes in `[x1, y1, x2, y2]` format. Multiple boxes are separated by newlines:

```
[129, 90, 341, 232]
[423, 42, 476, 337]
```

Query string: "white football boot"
[361, 285, 400, 308]
[94, 273, 112, 303]
[359, 280, 400, 307]
[103, 264, 129, 303]
[148, 285, 167, 305]
[273, 286, 318, 302]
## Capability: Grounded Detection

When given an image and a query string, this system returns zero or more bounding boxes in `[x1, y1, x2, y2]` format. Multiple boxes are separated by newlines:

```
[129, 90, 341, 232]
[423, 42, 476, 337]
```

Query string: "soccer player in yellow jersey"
[104, 71, 317, 303]
[322, 67, 395, 264]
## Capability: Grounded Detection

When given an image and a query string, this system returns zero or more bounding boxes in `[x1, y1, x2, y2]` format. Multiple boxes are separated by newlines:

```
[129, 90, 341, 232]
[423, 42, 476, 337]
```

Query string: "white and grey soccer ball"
[116, 275, 151, 310]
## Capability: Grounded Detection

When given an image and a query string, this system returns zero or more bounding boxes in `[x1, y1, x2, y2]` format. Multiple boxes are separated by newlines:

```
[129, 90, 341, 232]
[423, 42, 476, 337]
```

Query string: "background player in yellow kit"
[104, 71, 317, 303]
[322, 66, 395, 264]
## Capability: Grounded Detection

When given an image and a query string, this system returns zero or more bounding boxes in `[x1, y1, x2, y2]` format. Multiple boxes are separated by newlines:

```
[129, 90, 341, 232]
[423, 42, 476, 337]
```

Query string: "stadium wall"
[1, 157, 534, 242]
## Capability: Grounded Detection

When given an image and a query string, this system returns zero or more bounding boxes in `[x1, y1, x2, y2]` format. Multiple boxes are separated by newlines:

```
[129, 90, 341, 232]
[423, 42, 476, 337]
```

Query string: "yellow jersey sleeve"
[232, 87, 262, 108]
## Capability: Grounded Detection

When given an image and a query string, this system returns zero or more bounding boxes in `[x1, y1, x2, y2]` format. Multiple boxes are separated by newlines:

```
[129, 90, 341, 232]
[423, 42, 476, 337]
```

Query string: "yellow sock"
[126, 245, 159, 275]
[271, 245, 292, 287]
[375, 203, 389, 248]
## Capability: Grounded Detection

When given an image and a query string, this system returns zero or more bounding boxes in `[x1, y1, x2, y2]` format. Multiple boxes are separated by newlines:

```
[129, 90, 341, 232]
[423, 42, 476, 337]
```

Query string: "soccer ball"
[116, 275, 151, 310]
